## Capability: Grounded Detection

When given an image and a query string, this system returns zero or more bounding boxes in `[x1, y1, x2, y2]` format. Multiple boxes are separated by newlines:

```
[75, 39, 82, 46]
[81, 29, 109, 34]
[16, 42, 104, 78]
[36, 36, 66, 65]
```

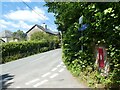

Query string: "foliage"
[1, 40, 59, 63]
[45, 2, 120, 88]
[13, 30, 26, 41]
[30, 31, 59, 43]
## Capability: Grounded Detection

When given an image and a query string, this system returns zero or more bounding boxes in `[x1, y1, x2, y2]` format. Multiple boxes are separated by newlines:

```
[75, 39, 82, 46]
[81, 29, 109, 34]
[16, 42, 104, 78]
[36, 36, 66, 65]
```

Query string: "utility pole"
[59, 31, 62, 46]
[79, 15, 83, 51]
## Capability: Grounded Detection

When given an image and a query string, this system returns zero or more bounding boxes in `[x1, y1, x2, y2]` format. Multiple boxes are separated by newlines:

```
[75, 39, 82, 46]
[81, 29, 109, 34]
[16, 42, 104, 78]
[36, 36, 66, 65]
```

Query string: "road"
[0, 49, 87, 88]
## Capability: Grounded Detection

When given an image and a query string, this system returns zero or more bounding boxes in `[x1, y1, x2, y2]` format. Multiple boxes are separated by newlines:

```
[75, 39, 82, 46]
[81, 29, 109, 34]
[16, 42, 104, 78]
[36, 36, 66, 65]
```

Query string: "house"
[0, 30, 13, 43]
[26, 24, 59, 40]
[0, 39, 5, 44]
[0, 30, 19, 43]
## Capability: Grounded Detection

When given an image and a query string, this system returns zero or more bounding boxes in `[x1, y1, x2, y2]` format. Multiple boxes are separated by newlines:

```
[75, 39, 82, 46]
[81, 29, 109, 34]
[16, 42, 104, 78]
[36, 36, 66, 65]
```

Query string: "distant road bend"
[0, 49, 87, 88]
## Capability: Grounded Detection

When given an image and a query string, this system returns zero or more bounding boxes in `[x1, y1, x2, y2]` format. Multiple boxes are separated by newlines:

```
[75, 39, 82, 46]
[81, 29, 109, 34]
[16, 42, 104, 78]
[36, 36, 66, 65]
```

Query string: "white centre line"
[16, 86, 21, 88]
[51, 68, 57, 71]
[60, 62, 63, 65]
[25, 78, 40, 85]
[5, 79, 14, 84]
[41, 72, 51, 78]
[59, 68, 64, 72]
[0, 78, 12, 83]
[57, 64, 61, 68]
[50, 73, 58, 79]
[33, 79, 48, 88]
[63, 65, 66, 68]
[2, 77, 13, 82]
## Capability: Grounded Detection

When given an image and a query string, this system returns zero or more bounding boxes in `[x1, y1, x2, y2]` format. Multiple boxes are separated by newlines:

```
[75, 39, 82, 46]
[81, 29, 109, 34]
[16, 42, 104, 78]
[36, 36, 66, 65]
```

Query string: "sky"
[0, 0, 58, 33]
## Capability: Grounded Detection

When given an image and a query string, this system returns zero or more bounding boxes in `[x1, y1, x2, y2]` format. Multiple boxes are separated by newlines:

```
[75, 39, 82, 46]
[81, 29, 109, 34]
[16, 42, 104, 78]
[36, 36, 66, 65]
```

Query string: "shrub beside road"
[45, 2, 120, 88]
[1, 41, 59, 64]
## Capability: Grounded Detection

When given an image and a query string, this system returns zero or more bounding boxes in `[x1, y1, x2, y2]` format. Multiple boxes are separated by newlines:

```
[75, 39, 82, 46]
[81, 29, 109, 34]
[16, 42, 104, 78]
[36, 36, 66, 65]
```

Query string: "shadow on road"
[0, 73, 14, 89]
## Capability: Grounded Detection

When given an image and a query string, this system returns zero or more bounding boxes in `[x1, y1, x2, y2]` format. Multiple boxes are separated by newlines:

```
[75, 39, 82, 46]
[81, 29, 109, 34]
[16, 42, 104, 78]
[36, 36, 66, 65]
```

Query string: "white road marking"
[2, 77, 13, 82]
[57, 64, 61, 68]
[25, 78, 40, 85]
[33, 79, 48, 88]
[63, 65, 66, 68]
[50, 73, 58, 79]
[0, 77, 14, 83]
[51, 68, 57, 71]
[5, 79, 14, 84]
[41, 72, 51, 78]
[60, 62, 63, 65]
[16, 86, 21, 88]
[59, 68, 64, 72]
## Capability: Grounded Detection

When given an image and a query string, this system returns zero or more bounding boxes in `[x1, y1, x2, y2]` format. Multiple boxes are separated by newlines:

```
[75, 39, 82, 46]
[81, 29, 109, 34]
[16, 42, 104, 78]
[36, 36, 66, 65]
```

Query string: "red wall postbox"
[98, 47, 105, 68]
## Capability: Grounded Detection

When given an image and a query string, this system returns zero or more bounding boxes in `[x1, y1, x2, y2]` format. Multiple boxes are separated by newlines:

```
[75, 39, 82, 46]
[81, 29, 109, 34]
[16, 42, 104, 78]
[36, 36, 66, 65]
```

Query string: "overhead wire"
[21, 0, 56, 27]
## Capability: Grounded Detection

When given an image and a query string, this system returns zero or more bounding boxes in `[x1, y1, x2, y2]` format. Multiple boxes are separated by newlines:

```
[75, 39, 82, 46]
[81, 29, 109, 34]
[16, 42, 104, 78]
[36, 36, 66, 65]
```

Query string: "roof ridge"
[0, 30, 13, 38]
[26, 24, 45, 33]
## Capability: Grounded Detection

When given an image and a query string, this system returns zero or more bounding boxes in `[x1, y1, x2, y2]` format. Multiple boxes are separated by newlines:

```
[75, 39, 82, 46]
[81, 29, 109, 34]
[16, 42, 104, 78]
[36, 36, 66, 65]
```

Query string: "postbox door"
[98, 47, 104, 68]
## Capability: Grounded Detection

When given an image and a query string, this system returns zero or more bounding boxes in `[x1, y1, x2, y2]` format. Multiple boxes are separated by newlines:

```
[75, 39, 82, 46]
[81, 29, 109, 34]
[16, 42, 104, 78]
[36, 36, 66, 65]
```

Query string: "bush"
[30, 31, 59, 43]
[1, 41, 59, 63]
[46, 2, 120, 88]
[62, 22, 120, 88]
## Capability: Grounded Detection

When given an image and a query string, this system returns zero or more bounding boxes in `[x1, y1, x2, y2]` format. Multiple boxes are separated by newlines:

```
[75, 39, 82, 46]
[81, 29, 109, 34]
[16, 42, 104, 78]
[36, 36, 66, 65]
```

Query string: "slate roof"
[26, 24, 59, 35]
[0, 30, 13, 38]
[45, 29, 59, 35]
[0, 39, 5, 42]
[26, 24, 45, 33]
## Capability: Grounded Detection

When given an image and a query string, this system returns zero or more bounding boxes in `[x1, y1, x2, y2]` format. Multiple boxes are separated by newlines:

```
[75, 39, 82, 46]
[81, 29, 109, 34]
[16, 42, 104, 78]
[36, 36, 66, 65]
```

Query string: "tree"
[30, 31, 59, 42]
[45, 2, 120, 88]
[13, 30, 26, 41]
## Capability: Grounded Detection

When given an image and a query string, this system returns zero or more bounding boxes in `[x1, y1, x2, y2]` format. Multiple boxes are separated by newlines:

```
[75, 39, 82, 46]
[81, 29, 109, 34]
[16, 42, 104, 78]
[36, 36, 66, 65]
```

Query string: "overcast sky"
[0, 0, 57, 33]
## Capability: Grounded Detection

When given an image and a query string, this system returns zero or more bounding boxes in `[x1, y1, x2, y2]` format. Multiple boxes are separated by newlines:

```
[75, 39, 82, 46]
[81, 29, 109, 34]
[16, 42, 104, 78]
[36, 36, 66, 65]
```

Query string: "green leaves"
[45, 2, 120, 88]
[1, 41, 59, 63]
[13, 30, 26, 41]
[104, 8, 113, 15]
[30, 31, 59, 44]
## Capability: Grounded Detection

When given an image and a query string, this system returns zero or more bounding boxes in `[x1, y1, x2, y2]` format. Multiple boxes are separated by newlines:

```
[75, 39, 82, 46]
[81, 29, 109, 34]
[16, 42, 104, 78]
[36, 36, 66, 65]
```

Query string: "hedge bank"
[45, 2, 120, 88]
[1, 41, 59, 63]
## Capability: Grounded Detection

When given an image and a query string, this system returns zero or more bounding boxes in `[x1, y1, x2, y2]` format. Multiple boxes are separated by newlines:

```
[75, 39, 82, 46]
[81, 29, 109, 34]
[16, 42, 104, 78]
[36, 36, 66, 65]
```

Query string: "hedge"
[0, 41, 59, 63]
[45, 2, 120, 88]
[62, 23, 120, 88]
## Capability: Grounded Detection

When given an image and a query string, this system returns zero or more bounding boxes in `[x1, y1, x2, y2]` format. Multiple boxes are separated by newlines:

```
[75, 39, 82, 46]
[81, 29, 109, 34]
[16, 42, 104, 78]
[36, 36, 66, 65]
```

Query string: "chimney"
[43, 23, 47, 30]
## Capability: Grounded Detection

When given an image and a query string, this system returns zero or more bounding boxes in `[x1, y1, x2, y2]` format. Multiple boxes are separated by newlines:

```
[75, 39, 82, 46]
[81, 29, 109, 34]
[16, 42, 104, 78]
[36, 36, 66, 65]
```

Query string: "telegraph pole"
[79, 15, 83, 51]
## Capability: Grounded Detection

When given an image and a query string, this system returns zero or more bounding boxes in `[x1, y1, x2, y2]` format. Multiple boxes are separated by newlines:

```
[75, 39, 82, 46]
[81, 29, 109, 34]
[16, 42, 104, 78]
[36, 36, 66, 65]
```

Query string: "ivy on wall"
[45, 2, 120, 88]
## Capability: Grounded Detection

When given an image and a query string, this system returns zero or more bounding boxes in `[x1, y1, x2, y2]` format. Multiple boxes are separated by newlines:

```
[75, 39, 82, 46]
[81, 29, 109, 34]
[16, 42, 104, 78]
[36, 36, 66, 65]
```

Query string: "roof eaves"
[26, 24, 45, 33]
[26, 24, 37, 33]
